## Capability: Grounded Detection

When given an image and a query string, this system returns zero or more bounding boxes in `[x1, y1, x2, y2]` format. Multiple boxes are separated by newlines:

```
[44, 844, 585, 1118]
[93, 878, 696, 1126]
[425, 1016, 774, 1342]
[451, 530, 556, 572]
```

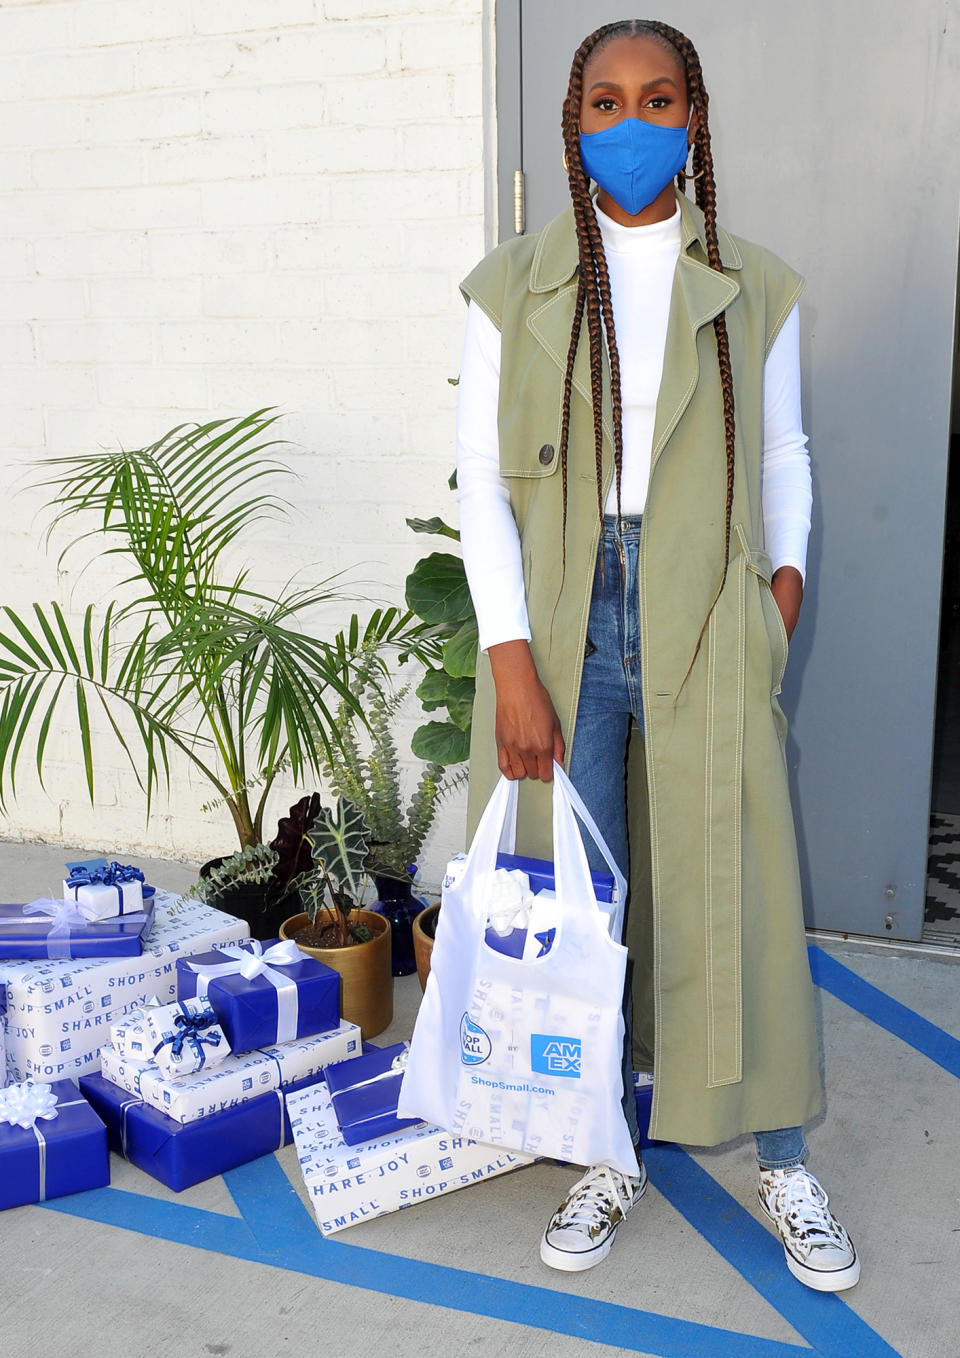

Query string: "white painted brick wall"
[0, 0, 491, 889]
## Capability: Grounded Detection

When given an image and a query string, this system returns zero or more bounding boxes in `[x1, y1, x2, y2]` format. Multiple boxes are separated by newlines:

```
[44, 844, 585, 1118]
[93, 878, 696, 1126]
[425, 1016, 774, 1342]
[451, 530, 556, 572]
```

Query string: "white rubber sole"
[759, 1195, 861, 1292]
[539, 1225, 620, 1272]
[784, 1246, 861, 1292]
[539, 1168, 647, 1273]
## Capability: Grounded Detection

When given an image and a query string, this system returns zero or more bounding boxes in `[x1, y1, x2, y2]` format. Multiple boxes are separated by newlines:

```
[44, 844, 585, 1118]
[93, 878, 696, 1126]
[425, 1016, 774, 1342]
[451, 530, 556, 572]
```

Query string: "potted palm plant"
[0, 410, 431, 937]
[279, 796, 392, 1038]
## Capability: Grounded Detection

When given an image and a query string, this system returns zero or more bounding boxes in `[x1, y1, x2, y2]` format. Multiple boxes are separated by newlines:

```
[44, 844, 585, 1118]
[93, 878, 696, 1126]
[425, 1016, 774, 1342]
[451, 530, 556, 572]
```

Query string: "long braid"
[646, 21, 737, 592]
[559, 22, 634, 552]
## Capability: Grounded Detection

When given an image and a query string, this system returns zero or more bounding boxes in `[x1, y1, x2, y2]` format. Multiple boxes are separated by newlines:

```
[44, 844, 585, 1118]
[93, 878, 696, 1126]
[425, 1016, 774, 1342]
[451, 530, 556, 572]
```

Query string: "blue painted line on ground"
[808, 945, 960, 1078]
[41, 1185, 256, 1254]
[41, 945, 960, 1357]
[646, 1144, 900, 1358]
[45, 1157, 811, 1358]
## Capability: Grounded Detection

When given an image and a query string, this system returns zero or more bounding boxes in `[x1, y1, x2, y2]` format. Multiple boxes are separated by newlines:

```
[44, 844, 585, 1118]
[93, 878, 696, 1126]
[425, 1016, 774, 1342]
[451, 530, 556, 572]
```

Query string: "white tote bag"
[398, 764, 638, 1176]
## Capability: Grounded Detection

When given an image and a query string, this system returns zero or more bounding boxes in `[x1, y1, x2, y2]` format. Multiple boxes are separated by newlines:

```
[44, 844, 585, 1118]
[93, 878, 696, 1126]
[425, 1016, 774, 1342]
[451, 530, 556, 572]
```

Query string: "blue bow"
[535, 928, 556, 958]
[153, 1006, 222, 1069]
[66, 861, 145, 910]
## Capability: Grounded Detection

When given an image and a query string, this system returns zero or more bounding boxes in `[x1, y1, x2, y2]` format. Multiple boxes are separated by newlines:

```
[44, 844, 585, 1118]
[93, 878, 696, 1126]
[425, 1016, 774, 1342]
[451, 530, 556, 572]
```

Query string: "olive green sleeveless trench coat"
[460, 192, 822, 1146]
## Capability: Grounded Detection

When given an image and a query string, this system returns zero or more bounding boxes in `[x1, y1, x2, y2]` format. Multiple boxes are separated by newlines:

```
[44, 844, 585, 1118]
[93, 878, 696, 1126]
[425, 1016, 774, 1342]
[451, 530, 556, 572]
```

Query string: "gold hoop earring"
[562, 151, 569, 173]
[685, 167, 705, 180]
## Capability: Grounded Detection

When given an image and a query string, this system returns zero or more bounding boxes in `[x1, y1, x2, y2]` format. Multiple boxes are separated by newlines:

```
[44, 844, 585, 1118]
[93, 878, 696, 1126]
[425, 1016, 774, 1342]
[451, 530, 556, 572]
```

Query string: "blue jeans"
[567, 517, 807, 1171]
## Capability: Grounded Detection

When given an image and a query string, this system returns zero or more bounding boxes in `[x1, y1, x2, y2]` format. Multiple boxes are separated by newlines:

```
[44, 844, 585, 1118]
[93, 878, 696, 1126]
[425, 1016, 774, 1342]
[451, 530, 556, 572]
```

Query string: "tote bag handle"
[456, 773, 518, 927]
[551, 765, 627, 945]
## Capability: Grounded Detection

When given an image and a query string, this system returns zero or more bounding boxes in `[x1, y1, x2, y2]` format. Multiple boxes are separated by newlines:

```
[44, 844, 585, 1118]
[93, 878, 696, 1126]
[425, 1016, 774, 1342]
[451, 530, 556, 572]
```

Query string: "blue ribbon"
[152, 1003, 222, 1070]
[66, 861, 145, 911]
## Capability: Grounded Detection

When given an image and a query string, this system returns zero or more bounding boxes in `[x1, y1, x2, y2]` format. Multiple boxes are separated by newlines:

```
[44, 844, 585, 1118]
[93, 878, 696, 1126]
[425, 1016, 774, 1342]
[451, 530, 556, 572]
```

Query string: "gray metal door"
[496, 0, 960, 939]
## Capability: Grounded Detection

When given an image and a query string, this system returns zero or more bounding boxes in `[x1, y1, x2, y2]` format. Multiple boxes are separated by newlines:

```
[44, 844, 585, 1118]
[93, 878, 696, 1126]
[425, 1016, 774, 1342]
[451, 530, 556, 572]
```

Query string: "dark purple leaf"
[268, 793, 322, 903]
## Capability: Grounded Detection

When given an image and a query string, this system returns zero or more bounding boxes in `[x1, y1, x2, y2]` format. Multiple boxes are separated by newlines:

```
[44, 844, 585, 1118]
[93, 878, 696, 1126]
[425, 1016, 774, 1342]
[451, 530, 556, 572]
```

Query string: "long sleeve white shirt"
[457, 202, 812, 651]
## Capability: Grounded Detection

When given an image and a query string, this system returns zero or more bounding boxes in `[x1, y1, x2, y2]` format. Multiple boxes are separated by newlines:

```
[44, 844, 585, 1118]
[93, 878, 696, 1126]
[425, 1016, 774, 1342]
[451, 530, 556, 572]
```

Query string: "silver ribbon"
[119, 1097, 141, 1160]
[183, 940, 305, 1045]
[0, 1080, 85, 1201]
[334, 1046, 409, 1097]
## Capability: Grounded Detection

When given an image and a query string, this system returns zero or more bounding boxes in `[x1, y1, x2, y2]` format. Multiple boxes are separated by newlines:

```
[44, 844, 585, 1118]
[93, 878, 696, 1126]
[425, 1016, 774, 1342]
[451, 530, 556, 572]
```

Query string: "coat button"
[538, 443, 555, 465]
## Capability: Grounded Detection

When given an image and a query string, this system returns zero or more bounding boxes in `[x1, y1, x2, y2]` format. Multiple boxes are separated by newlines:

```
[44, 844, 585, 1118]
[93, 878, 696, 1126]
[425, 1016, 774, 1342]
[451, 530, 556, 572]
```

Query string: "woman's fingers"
[488, 639, 563, 783]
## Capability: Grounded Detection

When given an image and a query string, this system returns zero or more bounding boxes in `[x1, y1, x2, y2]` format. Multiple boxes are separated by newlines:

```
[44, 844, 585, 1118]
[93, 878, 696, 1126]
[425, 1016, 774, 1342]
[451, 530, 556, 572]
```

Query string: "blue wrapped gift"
[494, 851, 615, 903]
[634, 1073, 657, 1148]
[0, 1078, 109, 1209]
[175, 938, 340, 1055]
[324, 1042, 421, 1146]
[79, 1068, 319, 1191]
[0, 896, 156, 960]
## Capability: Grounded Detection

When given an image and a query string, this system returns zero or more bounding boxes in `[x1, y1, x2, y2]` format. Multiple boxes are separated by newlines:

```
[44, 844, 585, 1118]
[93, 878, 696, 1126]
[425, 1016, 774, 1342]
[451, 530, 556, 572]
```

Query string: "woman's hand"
[487, 639, 564, 781]
[770, 566, 803, 642]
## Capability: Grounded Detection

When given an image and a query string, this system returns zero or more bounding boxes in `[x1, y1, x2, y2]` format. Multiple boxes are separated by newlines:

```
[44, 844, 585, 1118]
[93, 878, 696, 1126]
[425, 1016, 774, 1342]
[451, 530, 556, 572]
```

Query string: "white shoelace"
[763, 1169, 849, 1259]
[553, 1164, 638, 1235]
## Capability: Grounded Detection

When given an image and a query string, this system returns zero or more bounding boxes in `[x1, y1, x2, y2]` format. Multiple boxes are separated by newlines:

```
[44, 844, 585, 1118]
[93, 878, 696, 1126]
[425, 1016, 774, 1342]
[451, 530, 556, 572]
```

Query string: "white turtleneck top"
[456, 203, 812, 651]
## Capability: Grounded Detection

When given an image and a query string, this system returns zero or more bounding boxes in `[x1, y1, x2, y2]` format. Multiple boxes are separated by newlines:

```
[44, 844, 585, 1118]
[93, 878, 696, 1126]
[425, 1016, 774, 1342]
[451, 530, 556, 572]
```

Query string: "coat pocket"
[738, 529, 789, 697]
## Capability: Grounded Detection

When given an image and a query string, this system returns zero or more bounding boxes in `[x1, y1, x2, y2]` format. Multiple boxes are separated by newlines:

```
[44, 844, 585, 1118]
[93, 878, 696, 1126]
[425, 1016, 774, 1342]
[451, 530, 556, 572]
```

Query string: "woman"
[455, 20, 859, 1292]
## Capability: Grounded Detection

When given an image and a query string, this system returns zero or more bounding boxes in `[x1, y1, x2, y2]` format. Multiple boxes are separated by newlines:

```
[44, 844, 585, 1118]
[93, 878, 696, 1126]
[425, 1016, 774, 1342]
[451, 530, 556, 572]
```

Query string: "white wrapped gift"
[287, 1082, 534, 1237]
[99, 1020, 360, 1124]
[0, 892, 249, 1083]
[142, 997, 231, 1079]
[63, 863, 145, 921]
[110, 997, 165, 1060]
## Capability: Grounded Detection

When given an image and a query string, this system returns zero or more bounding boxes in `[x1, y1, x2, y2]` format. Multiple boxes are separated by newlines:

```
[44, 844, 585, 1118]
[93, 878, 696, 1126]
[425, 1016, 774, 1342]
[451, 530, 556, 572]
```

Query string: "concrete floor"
[1, 840, 958, 1358]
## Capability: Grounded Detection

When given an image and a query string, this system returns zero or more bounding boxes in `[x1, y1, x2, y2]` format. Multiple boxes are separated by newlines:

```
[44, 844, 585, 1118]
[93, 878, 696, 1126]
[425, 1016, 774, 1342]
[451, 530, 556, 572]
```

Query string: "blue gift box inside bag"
[484, 853, 617, 960]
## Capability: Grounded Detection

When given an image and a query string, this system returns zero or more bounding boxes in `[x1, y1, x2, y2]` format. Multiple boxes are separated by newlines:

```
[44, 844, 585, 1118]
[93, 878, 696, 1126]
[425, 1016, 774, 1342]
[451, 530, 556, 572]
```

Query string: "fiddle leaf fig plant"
[296, 796, 374, 946]
[404, 479, 477, 766]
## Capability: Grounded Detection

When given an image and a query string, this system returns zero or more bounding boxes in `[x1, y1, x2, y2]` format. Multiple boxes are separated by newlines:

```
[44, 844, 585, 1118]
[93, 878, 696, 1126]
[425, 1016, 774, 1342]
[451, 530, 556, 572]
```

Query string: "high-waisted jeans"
[566, 516, 807, 1171]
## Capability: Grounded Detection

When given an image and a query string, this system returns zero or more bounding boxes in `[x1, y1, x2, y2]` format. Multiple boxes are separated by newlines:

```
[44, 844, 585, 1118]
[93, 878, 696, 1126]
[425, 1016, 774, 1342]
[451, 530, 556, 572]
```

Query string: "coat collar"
[525, 192, 741, 467]
[528, 191, 743, 294]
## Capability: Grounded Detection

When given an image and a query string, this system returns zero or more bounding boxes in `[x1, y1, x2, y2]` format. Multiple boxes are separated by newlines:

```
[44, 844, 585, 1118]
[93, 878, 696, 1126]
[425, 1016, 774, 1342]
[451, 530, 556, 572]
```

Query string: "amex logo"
[530, 1033, 581, 1078]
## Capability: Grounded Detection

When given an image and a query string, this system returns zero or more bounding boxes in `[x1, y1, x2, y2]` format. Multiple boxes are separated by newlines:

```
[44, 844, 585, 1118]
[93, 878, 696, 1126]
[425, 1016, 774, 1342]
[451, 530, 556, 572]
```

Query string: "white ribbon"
[183, 939, 305, 1045]
[0, 1079, 60, 1129]
[0, 1080, 84, 1201]
[485, 868, 535, 937]
[20, 897, 87, 958]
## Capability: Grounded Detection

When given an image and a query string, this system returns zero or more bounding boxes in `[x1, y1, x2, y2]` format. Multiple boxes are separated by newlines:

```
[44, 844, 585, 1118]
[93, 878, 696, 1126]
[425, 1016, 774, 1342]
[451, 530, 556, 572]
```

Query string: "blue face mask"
[579, 118, 690, 217]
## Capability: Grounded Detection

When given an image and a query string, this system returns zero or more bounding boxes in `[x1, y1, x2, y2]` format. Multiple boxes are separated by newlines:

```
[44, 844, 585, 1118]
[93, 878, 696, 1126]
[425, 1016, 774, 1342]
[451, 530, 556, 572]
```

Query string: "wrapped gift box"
[63, 861, 145, 921]
[80, 1068, 321, 1192]
[99, 1020, 360, 1124]
[325, 1043, 422, 1146]
[110, 997, 165, 1060]
[176, 938, 340, 1055]
[0, 1078, 109, 1210]
[287, 1083, 533, 1236]
[0, 892, 249, 1084]
[65, 859, 156, 902]
[635, 1072, 656, 1147]
[141, 997, 231, 1079]
[0, 897, 156, 961]
[0, 986, 7, 1088]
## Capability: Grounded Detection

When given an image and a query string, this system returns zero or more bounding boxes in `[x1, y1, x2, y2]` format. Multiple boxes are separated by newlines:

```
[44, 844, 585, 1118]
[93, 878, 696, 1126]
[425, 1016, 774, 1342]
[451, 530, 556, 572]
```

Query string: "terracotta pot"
[280, 908, 393, 1039]
[412, 902, 440, 993]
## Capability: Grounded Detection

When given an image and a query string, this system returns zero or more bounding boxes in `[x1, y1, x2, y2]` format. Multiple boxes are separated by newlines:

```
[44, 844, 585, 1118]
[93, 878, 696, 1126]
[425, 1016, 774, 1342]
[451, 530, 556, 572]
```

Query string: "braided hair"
[559, 20, 737, 604]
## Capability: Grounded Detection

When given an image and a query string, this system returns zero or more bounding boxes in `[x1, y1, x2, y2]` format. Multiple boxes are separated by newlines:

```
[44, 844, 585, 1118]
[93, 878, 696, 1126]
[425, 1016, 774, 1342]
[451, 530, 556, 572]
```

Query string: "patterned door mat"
[925, 812, 960, 943]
